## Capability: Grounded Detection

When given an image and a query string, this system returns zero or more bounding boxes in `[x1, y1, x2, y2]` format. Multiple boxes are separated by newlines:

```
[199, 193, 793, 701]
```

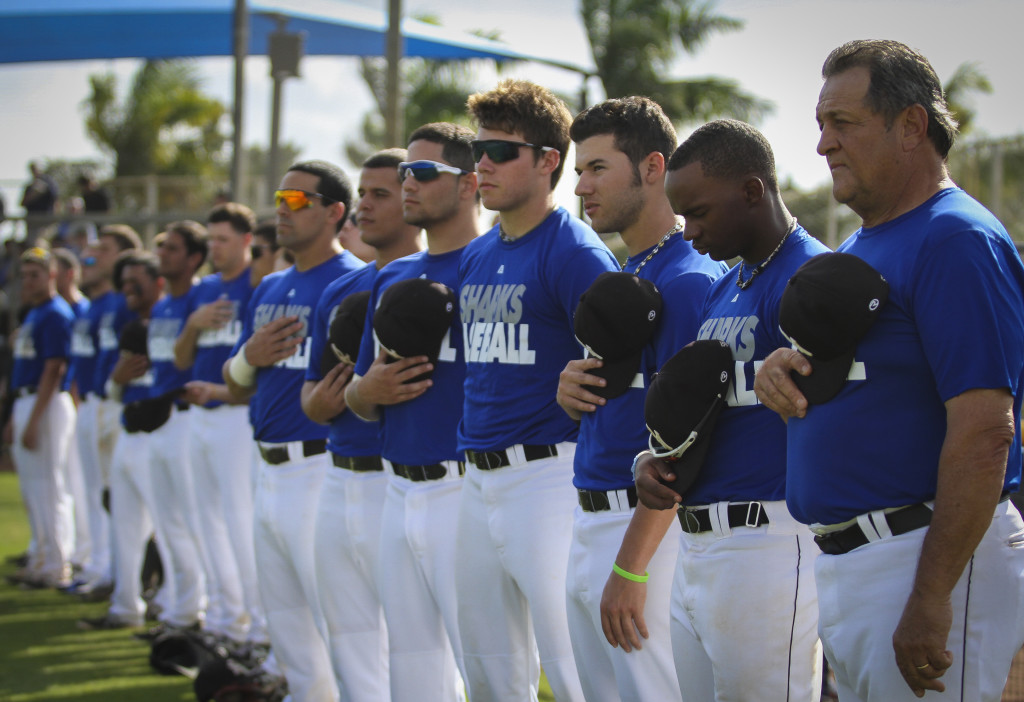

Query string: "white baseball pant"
[189, 404, 261, 642]
[566, 506, 681, 702]
[670, 500, 821, 701]
[108, 428, 154, 624]
[11, 391, 75, 583]
[253, 446, 337, 702]
[148, 406, 206, 627]
[74, 394, 114, 585]
[63, 402, 91, 571]
[455, 443, 585, 702]
[314, 461, 390, 702]
[817, 499, 1024, 702]
[378, 467, 466, 702]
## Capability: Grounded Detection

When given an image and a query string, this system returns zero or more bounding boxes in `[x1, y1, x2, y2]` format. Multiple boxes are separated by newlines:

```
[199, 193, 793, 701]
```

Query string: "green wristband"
[612, 562, 649, 583]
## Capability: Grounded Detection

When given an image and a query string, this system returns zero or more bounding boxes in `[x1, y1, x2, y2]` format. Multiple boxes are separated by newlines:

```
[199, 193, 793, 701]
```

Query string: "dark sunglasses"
[274, 189, 333, 211]
[398, 160, 469, 182]
[471, 139, 557, 164]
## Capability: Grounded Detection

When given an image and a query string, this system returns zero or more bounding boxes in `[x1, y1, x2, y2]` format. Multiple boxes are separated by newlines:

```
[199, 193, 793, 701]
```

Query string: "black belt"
[390, 461, 465, 482]
[14, 386, 37, 398]
[331, 453, 384, 472]
[260, 439, 327, 466]
[465, 444, 558, 471]
[578, 487, 638, 512]
[814, 503, 933, 555]
[678, 501, 770, 534]
[174, 401, 190, 412]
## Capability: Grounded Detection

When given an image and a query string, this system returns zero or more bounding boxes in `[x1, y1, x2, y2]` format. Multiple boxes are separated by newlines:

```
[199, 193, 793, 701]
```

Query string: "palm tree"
[344, 18, 511, 166]
[581, 0, 772, 124]
[944, 62, 993, 137]
[83, 60, 227, 179]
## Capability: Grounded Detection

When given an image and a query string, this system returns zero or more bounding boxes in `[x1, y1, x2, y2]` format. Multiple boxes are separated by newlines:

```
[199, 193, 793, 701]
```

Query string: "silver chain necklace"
[625, 221, 683, 276]
[735, 219, 798, 290]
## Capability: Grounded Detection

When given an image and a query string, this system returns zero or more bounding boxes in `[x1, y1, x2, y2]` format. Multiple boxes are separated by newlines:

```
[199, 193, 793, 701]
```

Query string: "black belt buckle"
[467, 444, 557, 471]
[261, 439, 327, 465]
[302, 439, 327, 458]
[678, 501, 769, 534]
[260, 446, 289, 465]
[392, 462, 446, 481]
[578, 487, 638, 513]
[678, 508, 708, 534]
[814, 503, 933, 555]
[331, 453, 383, 472]
[466, 449, 509, 471]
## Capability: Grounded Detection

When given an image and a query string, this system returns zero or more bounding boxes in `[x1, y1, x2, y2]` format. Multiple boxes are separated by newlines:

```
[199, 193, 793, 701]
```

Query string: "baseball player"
[54, 248, 93, 578]
[79, 251, 163, 630]
[139, 221, 209, 636]
[70, 226, 142, 600]
[345, 126, 480, 702]
[173, 203, 264, 647]
[554, 97, 725, 702]
[6, 246, 76, 589]
[302, 149, 420, 701]
[223, 160, 363, 702]
[455, 79, 619, 702]
[754, 40, 1024, 702]
[621, 120, 827, 700]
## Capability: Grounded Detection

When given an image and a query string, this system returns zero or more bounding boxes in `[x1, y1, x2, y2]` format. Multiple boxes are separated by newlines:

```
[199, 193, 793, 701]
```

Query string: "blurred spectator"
[20, 162, 58, 245]
[78, 176, 111, 214]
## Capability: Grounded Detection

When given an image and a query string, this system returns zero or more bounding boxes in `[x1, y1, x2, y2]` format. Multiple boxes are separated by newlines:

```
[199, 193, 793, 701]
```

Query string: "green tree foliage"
[581, 0, 772, 124]
[344, 18, 509, 166]
[83, 60, 228, 179]
[944, 62, 992, 138]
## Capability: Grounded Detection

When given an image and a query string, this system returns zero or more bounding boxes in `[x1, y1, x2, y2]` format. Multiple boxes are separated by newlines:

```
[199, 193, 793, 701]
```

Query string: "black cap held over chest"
[321, 290, 371, 377]
[118, 319, 149, 356]
[644, 339, 733, 497]
[779, 252, 889, 405]
[372, 277, 456, 383]
[574, 271, 663, 399]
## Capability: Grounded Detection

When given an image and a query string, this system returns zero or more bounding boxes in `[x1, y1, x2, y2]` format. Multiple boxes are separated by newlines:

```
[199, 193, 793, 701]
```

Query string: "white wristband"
[631, 450, 651, 482]
[228, 343, 258, 387]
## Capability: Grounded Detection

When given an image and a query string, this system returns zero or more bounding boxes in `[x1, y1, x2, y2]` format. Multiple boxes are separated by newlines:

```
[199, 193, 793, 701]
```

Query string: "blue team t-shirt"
[306, 262, 381, 458]
[66, 296, 94, 394]
[787, 189, 1024, 525]
[190, 271, 254, 408]
[353, 249, 466, 465]
[235, 252, 363, 443]
[574, 233, 725, 491]
[683, 228, 830, 505]
[92, 291, 136, 396]
[457, 207, 619, 451]
[11, 295, 74, 390]
[149, 289, 197, 398]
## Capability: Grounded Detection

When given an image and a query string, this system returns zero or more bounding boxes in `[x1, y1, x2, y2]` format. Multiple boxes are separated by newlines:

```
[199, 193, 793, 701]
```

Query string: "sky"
[1, 0, 1021, 224]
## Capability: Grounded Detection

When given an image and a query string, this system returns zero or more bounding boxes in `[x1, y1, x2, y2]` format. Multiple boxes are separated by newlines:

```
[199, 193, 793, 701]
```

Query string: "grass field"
[0, 471, 195, 701]
[0, 469, 557, 701]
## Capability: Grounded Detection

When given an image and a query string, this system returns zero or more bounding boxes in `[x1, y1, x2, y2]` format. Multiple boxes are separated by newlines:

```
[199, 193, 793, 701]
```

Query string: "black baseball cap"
[574, 271, 663, 399]
[644, 339, 733, 496]
[321, 290, 371, 377]
[779, 252, 888, 404]
[372, 277, 456, 382]
[118, 319, 148, 356]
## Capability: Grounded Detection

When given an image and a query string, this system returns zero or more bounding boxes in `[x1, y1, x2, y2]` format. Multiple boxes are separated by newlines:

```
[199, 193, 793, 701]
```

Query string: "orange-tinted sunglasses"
[274, 189, 331, 211]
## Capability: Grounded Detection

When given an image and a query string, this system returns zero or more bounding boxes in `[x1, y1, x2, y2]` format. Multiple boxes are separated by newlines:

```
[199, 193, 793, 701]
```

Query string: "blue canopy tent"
[0, 0, 593, 192]
[0, 0, 589, 70]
